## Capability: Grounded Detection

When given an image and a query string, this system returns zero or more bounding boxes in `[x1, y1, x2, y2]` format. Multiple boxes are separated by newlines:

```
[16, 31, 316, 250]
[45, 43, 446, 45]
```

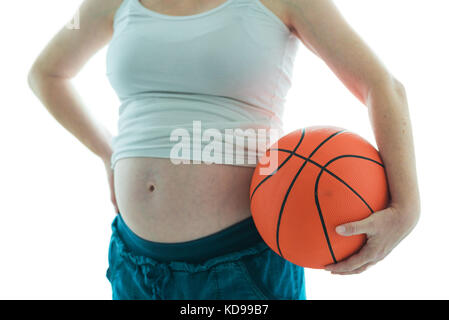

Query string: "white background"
[1, 0, 447, 299]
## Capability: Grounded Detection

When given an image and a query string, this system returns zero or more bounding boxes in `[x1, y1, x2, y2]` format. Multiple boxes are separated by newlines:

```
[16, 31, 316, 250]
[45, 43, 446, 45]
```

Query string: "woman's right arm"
[27, 0, 123, 212]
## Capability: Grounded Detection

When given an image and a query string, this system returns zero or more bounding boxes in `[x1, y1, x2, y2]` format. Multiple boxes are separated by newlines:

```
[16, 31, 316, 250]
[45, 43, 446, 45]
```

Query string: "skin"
[28, 0, 420, 275]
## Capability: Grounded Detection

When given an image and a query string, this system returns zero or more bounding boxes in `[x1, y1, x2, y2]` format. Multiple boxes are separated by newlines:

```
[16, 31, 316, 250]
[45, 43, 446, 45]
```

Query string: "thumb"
[336, 214, 376, 236]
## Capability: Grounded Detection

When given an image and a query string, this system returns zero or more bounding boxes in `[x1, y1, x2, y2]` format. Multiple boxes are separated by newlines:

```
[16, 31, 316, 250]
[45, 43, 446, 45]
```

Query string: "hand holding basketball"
[324, 203, 419, 275]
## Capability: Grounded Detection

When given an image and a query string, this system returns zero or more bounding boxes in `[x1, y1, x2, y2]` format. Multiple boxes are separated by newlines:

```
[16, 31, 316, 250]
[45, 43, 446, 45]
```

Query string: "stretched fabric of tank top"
[106, 0, 300, 169]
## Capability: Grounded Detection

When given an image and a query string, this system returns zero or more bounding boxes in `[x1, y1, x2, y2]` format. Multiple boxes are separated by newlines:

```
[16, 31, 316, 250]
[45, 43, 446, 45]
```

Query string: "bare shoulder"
[275, 0, 349, 49]
[79, 0, 124, 26]
[279, 0, 345, 33]
[29, 0, 126, 78]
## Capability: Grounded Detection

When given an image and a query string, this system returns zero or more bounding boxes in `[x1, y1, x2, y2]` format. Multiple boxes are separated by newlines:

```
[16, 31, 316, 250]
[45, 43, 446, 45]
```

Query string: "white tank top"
[106, 0, 300, 168]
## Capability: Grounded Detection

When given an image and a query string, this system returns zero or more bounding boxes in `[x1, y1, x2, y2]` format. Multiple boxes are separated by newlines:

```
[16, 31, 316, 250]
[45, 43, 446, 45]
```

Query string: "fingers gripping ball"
[249, 126, 390, 269]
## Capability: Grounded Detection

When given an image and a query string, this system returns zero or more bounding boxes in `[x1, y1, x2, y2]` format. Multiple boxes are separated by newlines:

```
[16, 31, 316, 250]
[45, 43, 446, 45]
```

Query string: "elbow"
[27, 64, 41, 92]
[391, 77, 407, 100]
[27, 70, 35, 91]
[27, 63, 55, 93]
[367, 75, 407, 105]
[28, 62, 72, 92]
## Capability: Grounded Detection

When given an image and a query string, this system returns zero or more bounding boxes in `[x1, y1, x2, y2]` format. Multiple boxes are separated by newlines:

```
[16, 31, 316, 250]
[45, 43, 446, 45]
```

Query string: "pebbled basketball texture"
[249, 126, 390, 269]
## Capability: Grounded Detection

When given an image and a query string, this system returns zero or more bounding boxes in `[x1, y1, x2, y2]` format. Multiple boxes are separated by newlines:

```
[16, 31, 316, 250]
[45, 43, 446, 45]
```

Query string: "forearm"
[366, 78, 421, 225]
[28, 71, 113, 163]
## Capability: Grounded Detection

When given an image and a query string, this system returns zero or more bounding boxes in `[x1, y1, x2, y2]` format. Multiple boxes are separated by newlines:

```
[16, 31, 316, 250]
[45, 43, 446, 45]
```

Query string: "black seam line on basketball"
[273, 149, 384, 169]
[273, 150, 381, 212]
[250, 128, 305, 201]
[314, 168, 338, 264]
[275, 130, 346, 258]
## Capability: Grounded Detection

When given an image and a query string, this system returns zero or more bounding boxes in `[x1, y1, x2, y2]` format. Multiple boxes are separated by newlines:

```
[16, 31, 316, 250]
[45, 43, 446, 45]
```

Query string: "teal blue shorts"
[106, 214, 306, 300]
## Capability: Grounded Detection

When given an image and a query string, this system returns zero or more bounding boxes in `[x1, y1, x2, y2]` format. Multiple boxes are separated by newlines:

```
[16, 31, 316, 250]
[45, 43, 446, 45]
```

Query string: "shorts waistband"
[114, 213, 264, 264]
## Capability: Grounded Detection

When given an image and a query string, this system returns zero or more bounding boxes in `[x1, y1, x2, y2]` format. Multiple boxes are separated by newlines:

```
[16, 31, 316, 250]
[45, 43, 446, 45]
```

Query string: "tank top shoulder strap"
[112, 0, 136, 29]
[231, 0, 291, 34]
[248, 0, 291, 33]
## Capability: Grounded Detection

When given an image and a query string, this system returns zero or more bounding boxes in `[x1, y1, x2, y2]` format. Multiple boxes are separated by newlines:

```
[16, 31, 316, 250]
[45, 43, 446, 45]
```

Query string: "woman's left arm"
[283, 0, 421, 274]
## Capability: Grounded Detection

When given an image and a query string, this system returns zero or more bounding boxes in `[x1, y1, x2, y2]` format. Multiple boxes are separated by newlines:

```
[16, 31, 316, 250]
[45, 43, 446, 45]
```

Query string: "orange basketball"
[250, 126, 390, 269]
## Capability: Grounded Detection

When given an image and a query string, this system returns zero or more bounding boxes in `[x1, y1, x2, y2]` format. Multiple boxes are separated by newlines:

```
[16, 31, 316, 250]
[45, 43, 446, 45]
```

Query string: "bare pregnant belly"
[113, 157, 256, 243]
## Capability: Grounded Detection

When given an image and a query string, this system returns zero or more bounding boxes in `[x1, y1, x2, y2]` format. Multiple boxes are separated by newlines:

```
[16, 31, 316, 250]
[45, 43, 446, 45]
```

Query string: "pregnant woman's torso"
[111, 0, 293, 243]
